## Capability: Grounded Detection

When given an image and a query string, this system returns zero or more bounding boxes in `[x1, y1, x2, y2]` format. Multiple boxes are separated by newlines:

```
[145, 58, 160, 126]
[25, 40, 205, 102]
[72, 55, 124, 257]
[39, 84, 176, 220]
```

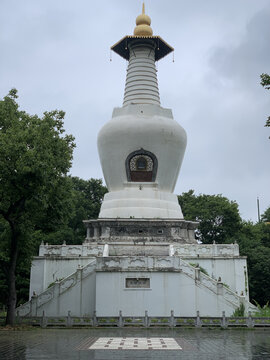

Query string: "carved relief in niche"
[126, 149, 158, 182]
[130, 155, 153, 171]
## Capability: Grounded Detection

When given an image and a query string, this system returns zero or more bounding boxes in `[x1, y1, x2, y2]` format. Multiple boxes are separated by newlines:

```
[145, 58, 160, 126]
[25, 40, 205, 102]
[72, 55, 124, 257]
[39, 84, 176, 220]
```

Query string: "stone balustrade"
[38, 242, 239, 258]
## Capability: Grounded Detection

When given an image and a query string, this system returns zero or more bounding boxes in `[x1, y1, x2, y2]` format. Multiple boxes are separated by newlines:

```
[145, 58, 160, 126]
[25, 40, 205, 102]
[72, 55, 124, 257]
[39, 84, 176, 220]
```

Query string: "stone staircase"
[17, 254, 257, 317]
[179, 259, 257, 313]
[16, 259, 96, 317]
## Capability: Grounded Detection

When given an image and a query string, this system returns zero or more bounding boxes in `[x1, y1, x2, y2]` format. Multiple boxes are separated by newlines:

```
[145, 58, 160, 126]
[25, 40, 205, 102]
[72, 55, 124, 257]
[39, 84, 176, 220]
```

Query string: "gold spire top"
[134, 3, 153, 36]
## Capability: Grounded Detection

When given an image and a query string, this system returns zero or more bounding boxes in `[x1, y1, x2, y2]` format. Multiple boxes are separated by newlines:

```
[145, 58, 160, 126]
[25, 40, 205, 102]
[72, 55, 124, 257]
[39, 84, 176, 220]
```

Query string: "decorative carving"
[224, 290, 239, 305]
[130, 155, 153, 171]
[181, 262, 196, 278]
[171, 228, 179, 236]
[200, 276, 217, 292]
[67, 247, 82, 255]
[128, 258, 146, 267]
[19, 303, 31, 316]
[155, 258, 172, 268]
[37, 290, 53, 307]
[103, 259, 121, 268]
[125, 148, 158, 182]
[46, 247, 61, 255]
[60, 277, 76, 294]
[218, 246, 234, 255]
[200, 246, 209, 254]
[82, 261, 96, 278]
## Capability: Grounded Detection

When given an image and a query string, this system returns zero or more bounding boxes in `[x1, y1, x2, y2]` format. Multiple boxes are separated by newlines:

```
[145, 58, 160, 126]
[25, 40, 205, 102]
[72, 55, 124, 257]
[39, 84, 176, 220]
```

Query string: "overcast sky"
[1, 0, 269, 222]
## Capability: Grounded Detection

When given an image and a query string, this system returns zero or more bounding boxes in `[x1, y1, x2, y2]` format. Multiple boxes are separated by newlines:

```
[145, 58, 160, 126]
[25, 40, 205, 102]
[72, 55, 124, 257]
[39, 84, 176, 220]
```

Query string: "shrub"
[232, 303, 245, 317]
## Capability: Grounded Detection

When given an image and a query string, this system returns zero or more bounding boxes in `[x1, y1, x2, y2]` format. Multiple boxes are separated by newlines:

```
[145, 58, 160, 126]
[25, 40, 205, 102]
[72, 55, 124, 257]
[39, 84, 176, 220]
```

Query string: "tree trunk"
[5, 225, 18, 326]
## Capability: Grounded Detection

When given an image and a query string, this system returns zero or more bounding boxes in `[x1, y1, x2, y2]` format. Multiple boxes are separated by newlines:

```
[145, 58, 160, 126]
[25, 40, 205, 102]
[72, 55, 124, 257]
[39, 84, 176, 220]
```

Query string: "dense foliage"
[0, 90, 75, 324]
[178, 190, 242, 244]
[236, 221, 270, 306]
[37, 177, 107, 245]
[0, 177, 107, 311]
[178, 190, 270, 306]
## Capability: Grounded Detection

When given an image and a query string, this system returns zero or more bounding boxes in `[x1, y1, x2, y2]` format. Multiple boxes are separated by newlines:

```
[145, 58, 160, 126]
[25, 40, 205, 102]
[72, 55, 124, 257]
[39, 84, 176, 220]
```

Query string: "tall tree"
[236, 221, 270, 305]
[37, 177, 107, 245]
[178, 190, 242, 244]
[68, 177, 107, 242]
[0, 90, 75, 325]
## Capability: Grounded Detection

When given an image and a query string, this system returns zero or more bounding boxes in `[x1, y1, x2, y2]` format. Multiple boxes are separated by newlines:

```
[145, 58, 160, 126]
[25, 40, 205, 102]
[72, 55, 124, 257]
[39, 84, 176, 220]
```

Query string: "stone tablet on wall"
[125, 278, 150, 288]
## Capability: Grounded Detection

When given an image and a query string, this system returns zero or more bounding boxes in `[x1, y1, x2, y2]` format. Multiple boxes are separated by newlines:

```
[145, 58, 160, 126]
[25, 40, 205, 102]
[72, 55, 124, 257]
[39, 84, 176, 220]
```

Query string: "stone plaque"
[125, 278, 150, 288]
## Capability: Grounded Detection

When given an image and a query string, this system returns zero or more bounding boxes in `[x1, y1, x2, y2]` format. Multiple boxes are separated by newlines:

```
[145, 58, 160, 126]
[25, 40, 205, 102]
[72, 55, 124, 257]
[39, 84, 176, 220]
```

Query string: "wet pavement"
[0, 328, 270, 359]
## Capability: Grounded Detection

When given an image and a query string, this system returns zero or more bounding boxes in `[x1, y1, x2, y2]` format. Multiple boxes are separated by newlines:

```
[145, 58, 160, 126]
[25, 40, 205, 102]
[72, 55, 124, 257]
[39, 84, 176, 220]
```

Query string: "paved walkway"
[0, 328, 270, 359]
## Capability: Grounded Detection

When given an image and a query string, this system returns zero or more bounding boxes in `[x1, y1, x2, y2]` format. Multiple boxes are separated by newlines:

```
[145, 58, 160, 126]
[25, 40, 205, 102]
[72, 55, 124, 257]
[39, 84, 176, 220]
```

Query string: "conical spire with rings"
[123, 3, 160, 106]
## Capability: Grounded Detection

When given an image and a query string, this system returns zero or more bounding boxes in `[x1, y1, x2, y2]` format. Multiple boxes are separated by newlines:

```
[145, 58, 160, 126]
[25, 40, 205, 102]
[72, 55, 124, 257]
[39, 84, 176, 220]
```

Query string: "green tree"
[261, 206, 270, 223]
[260, 73, 270, 130]
[68, 177, 107, 242]
[38, 177, 107, 245]
[178, 190, 270, 305]
[178, 190, 242, 244]
[236, 221, 270, 306]
[0, 176, 107, 309]
[0, 89, 75, 325]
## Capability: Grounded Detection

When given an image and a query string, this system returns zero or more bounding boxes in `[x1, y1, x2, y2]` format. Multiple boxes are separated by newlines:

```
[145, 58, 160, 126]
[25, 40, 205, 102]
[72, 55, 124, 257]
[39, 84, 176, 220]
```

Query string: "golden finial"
[133, 3, 153, 37]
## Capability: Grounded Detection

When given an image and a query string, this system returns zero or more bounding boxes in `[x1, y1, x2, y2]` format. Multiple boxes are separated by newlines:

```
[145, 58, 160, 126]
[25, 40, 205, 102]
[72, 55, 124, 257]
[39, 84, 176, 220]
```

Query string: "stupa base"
[83, 218, 198, 244]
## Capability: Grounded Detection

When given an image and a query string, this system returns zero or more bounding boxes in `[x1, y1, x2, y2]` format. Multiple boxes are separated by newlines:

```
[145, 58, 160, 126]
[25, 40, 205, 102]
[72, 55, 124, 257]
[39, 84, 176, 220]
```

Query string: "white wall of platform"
[24, 243, 253, 318]
[96, 271, 241, 317]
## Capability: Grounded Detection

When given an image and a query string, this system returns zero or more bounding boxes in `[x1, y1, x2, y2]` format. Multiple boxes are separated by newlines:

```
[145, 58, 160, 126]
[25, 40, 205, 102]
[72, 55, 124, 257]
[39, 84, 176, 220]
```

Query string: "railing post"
[221, 311, 227, 328]
[93, 310, 97, 327]
[195, 265, 201, 282]
[16, 310, 21, 325]
[67, 310, 72, 327]
[118, 310, 123, 327]
[247, 311, 254, 328]
[144, 310, 149, 327]
[41, 310, 47, 328]
[170, 310, 175, 327]
[31, 294, 38, 316]
[217, 278, 223, 295]
[196, 310, 201, 327]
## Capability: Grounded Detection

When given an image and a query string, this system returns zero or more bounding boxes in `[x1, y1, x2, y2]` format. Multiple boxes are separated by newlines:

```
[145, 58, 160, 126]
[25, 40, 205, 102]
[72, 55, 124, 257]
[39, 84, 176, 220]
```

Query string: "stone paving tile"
[0, 328, 270, 359]
[89, 337, 182, 350]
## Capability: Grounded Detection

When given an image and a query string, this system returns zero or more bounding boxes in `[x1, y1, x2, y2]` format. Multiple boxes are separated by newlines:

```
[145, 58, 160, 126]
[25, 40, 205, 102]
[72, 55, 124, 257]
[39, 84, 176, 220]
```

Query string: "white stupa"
[98, 3, 187, 219]
[19, 4, 256, 319]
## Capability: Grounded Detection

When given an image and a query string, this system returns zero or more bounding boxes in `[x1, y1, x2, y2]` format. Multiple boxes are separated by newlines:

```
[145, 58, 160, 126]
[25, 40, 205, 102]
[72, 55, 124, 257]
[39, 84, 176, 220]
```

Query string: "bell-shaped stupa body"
[98, 4, 187, 219]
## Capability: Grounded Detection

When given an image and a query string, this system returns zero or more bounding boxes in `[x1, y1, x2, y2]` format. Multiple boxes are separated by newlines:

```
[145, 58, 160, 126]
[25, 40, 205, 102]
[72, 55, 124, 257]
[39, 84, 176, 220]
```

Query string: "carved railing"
[173, 243, 239, 257]
[180, 258, 256, 312]
[7, 310, 270, 328]
[16, 259, 96, 316]
[39, 243, 104, 257]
